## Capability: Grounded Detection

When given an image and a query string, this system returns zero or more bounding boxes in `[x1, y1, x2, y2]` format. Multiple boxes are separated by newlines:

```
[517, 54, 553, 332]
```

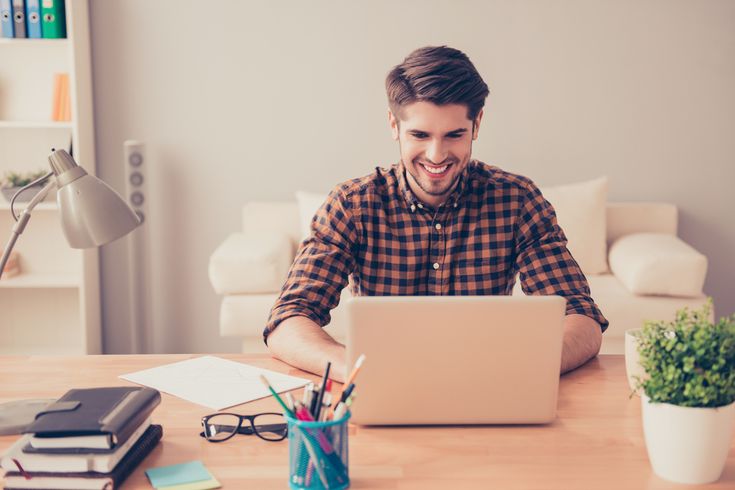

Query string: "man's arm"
[263, 188, 359, 379]
[513, 182, 608, 370]
[560, 314, 602, 374]
[266, 315, 347, 382]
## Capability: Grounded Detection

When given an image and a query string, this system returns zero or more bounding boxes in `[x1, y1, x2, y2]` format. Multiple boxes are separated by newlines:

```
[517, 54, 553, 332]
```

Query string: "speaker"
[124, 140, 151, 353]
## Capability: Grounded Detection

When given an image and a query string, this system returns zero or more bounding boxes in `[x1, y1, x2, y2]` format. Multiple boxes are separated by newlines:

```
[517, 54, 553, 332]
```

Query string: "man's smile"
[417, 161, 455, 179]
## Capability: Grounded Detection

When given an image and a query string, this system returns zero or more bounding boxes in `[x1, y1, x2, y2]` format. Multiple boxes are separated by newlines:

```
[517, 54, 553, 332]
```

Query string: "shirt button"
[417, 203, 424, 209]
[433, 262, 440, 270]
[453, 203, 458, 208]
[435, 223, 442, 230]
[410, 204, 416, 212]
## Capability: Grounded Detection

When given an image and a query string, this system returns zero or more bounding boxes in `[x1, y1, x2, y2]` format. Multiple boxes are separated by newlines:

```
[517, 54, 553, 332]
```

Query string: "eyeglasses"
[200, 412, 287, 442]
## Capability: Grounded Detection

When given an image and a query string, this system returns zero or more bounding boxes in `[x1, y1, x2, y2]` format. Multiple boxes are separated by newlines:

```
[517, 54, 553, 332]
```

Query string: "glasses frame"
[200, 412, 288, 442]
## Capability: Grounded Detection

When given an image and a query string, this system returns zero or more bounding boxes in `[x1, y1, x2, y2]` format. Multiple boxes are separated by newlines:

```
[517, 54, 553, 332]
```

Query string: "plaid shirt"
[264, 160, 608, 340]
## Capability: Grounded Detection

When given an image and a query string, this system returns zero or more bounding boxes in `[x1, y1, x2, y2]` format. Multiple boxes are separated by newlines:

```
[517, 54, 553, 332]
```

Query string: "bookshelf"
[0, 1, 101, 354]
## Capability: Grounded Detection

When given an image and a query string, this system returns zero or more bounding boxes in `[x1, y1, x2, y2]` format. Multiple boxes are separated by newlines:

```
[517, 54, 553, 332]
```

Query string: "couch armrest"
[609, 233, 707, 298]
[209, 232, 293, 294]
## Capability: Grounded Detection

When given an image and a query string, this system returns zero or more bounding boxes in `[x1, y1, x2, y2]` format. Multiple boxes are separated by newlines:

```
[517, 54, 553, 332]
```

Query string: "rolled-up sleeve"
[263, 187, 359, 343]
[514, 184, 609, 332]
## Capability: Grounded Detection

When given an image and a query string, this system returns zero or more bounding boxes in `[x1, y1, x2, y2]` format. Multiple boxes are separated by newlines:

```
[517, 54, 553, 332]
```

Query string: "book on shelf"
[51, 73, 71, 122]
[2, 424, 163, 490]
[1, 417, 153, 473]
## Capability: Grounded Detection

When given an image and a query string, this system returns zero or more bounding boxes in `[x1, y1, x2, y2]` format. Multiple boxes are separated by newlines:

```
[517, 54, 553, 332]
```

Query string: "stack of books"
[1, 386, 162, 489]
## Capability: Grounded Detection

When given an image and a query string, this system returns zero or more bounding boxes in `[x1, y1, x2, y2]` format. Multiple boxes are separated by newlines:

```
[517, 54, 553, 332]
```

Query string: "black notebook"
[4, 424, 163, 490]
[24, 387, 160, 452]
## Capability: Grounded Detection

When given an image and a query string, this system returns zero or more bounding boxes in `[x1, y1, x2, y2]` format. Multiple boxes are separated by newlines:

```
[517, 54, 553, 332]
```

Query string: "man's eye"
[447, 134, 463, 139]
[413, 133, 428, 139]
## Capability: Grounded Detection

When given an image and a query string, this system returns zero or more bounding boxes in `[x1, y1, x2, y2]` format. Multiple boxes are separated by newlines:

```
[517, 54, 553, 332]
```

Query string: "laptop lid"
[345, 295, 566, 425]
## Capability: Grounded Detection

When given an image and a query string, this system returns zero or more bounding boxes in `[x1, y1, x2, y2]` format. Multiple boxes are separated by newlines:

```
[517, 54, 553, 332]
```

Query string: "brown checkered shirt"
[264, 160, 608, 341]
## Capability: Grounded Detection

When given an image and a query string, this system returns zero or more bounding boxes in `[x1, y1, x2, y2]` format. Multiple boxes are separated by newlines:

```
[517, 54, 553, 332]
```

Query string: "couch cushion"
[296, 191, 328, 241]
[209, 233, 292, 294]
[609, 233, 707, 297]
[512, 273, 708, 353]
[540, 177, 609, 275]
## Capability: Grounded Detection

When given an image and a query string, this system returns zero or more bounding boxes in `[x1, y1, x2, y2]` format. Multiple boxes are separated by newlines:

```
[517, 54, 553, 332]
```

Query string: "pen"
[314, 361, 331, 420]
[303, 383, 314, 412]
[258, 374, 295, 418]
[339, 383, 355, 404]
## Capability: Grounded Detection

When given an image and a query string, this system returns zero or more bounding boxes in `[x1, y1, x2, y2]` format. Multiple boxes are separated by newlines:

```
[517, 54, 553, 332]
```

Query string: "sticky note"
[159, 478, 221, 490]
[145, 460, 214, 488]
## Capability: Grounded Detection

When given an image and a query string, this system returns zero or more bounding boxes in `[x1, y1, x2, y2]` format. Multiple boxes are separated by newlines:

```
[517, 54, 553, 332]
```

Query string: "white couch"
[209, 200, 708, 354]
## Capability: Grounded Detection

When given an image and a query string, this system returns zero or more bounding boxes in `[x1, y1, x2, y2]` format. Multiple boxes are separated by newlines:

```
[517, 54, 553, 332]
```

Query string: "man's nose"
[425, 139, 448, 164]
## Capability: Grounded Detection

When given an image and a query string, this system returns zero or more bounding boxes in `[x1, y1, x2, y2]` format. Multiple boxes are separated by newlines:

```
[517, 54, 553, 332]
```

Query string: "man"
[264, 46, 607, 382]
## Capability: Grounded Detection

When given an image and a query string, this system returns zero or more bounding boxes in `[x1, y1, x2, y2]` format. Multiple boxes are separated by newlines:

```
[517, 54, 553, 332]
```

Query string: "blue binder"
[25, 0, 40, 38]
[0, 0, 13, 38]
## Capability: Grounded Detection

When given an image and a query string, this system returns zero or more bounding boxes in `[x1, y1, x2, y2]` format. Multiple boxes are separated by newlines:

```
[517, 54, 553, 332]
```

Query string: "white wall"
[89, 0, 735, 354]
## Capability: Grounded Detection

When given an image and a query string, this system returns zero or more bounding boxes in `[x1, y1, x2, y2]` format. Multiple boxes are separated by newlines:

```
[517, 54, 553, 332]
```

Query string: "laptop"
[345, 295, 566, 425]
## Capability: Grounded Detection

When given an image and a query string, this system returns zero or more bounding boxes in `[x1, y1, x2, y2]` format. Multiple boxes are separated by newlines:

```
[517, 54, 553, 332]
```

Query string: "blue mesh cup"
[286, 411, 351, 490]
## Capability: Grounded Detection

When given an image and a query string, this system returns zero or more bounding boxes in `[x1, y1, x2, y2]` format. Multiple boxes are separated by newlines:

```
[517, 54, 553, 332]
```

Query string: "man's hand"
[560, 314, 602, 374]
[265, 316, 347, 382]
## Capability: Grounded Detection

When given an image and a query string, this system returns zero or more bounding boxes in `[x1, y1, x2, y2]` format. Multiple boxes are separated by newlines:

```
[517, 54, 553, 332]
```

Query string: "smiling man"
[264, 46, 607, 381]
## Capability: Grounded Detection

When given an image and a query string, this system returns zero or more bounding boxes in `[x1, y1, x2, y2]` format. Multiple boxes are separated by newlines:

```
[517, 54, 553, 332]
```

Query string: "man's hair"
[386, 46, 490, 122]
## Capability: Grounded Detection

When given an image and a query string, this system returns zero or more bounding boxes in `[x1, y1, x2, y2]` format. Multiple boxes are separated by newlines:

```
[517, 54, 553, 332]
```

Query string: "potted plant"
[1, 170, 48, 202]
[635, 299, 735, 484]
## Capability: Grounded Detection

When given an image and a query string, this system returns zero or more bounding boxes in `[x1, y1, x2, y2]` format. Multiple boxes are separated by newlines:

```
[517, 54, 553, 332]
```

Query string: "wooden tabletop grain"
[0, 354, 733, 489]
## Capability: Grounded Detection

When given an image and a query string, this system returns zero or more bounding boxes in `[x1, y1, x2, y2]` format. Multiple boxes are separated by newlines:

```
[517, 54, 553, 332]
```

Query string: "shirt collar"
[396, 160, 471, 212]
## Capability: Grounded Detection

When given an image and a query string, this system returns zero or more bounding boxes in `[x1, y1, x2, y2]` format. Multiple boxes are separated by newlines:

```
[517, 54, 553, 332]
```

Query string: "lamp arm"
[0, 179, 57, 280]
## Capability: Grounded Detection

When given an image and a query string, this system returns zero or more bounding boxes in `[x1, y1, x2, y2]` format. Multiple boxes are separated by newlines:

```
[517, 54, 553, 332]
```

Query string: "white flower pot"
[642, 395, 735, 484]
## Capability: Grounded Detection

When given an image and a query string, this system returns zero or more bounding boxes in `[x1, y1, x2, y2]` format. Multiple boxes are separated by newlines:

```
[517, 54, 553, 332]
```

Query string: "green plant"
[635, 299, 735, 407]
[0, 169, 47, 189]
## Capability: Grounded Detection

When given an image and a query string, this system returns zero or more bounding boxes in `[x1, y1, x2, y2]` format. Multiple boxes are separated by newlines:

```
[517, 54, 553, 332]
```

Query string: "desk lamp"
[0, 148, 140, 279]
[0, 149, 139, 434]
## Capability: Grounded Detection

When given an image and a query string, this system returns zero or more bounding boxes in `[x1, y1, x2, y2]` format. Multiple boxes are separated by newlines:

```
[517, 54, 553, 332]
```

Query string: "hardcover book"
[3, 424, 163, 489]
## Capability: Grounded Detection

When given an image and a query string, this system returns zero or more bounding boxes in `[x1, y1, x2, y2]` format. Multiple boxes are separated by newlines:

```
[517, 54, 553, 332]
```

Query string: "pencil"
[259, 374, 295, 418]
[332, 354, 365, 414]
[314, 361, 331, 420]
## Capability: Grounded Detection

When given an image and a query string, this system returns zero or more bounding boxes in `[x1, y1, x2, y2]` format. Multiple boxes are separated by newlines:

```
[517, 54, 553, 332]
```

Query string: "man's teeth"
[422, 164, 449, 174]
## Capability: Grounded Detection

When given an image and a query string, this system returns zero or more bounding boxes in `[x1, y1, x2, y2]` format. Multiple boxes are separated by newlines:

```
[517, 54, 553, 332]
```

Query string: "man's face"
[389, 101, 482, 207]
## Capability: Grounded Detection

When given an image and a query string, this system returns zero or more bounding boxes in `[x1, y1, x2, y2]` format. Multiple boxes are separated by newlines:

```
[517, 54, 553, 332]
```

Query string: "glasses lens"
[202, 414, 240, 441]
[253, 413, 287, 441]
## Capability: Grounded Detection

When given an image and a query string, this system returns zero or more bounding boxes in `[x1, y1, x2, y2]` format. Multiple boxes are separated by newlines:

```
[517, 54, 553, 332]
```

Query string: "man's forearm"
[560, 314, 602, 374]
[265, 315, 347, 382]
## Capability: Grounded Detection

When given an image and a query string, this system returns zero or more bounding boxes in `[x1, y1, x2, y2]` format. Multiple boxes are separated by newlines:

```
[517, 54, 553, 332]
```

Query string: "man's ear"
[388, 110, 399, 140]
[472, 109, 484, 140]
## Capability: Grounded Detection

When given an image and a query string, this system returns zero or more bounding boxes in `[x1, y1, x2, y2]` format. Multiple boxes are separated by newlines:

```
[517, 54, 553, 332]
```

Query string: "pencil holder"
[286, 412, 351, 490]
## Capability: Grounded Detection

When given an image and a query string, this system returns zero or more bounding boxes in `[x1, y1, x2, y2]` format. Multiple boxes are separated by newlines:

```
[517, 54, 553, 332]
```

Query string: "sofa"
[209, 182, 709, 355]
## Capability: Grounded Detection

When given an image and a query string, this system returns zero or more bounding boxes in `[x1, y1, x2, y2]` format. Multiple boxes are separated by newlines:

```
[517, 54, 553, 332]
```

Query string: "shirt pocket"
[453, 252, 497, 294]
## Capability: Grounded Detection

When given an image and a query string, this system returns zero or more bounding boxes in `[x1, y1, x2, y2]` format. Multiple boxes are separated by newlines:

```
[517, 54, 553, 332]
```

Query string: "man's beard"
[406, 163, 462, 196]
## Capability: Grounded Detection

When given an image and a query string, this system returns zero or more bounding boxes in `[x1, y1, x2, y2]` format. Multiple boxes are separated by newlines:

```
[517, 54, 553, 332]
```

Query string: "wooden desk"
[1, 354, 733, 489]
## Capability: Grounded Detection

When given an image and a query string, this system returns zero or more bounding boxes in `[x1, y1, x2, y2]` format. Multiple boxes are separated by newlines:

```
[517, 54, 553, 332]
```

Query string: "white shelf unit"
[0, 0, 101, 355]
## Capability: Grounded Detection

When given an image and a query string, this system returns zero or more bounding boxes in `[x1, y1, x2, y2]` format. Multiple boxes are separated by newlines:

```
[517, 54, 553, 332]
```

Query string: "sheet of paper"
[145, 460, 212, 488]
[120, 356, 310, 410]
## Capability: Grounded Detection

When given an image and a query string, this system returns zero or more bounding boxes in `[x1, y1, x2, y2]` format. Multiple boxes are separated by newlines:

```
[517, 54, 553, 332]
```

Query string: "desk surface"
[0, 354, 733, 489]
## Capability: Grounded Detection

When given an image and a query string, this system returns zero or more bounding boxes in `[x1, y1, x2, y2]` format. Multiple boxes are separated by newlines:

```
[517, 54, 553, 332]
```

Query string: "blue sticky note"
[145, 461, 212, 488]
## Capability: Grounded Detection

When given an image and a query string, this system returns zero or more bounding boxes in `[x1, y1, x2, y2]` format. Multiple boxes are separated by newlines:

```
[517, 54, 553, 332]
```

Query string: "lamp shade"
[49, 149, 140, 248]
